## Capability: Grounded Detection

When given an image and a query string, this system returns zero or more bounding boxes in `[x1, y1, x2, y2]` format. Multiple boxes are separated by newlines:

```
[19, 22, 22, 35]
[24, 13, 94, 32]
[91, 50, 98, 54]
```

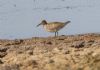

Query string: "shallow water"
[0, 0, 100, 39]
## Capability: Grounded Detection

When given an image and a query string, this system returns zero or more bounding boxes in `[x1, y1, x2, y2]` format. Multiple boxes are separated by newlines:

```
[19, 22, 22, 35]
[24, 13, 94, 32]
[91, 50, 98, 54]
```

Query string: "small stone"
[0, 59, 3, 64]
[0, 43, 2, 45]
[46, 41, 52, 45]
[46, 59, 55, 64]
[27, 50, 33, 55]
[53, 48, 60, 53]
[0, 47, 8, 52]
[71, 41, 85, 48]
[63, 50, 70, 54]
[32, 60, 38, 65]
[0, 52, 7, 58]
[86, 40, 95, 46]
[0, 64, 20, 70]
[92, 53, 98, 57]
[58, 47, 63, 50]
[27, 60, 38, 67]
[14, 39, 23, 45]
[88, 40, 95, 43]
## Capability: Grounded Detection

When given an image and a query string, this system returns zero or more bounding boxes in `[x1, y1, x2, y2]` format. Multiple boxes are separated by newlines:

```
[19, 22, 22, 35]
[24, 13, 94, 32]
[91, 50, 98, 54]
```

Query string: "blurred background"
[0, 0, 100, 39]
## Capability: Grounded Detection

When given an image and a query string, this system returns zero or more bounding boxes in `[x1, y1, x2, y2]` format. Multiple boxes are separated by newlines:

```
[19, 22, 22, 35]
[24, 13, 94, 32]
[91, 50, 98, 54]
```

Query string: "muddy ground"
[0, 33, 100, 70]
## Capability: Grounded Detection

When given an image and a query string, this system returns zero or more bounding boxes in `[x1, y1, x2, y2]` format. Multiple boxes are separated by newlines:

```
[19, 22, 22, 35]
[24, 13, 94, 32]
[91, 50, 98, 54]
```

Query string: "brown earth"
[0, 33, 100, 70]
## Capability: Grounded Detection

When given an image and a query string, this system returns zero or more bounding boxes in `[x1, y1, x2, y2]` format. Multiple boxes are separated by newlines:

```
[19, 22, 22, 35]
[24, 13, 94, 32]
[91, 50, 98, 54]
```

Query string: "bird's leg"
[55, 32, 56, 37]
[57, 32, 58, 36]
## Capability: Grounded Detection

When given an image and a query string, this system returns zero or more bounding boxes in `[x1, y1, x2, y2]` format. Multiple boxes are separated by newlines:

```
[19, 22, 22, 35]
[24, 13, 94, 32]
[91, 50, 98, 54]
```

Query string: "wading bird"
[37, 20, 70, 37]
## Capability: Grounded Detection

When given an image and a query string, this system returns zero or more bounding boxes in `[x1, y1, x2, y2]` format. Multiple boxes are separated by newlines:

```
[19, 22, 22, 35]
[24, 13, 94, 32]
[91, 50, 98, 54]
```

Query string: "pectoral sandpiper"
[37, 20, 70, 37]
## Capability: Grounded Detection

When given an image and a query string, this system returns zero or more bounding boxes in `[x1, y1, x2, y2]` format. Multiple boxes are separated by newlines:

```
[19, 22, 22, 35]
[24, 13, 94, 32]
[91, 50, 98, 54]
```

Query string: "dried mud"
[0, 33, 100, 70]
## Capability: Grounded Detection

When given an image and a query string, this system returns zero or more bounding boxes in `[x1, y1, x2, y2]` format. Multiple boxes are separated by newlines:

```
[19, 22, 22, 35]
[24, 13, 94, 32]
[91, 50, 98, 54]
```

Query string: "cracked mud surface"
[0, 33, 100, 70]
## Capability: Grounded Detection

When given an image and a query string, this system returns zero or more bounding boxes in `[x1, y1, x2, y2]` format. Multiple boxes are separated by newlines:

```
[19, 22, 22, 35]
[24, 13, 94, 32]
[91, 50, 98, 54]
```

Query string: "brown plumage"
[37, 20, 70, 37]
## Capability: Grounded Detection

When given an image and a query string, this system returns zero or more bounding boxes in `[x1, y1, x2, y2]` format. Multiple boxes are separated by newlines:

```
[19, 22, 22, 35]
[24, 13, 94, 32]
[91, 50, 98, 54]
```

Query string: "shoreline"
[0, 32, 100, 40]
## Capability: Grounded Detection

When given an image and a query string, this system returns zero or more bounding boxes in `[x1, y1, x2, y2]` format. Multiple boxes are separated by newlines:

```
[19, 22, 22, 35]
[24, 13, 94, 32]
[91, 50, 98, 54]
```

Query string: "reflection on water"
[0, 0, 100, 39]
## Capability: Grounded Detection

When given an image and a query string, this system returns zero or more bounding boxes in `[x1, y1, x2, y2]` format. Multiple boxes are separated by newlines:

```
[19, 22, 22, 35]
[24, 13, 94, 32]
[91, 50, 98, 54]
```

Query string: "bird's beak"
[68, 21, 71, 23]
[37, 23, 42, 27]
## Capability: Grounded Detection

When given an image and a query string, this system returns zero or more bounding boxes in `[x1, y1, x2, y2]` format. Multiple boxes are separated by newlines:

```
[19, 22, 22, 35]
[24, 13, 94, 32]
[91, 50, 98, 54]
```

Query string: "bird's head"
[37, 20, 47, 27]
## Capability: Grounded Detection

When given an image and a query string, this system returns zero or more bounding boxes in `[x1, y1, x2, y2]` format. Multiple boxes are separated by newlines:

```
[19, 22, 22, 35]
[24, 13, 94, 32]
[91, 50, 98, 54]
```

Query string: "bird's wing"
[47, 23, 65, 30]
